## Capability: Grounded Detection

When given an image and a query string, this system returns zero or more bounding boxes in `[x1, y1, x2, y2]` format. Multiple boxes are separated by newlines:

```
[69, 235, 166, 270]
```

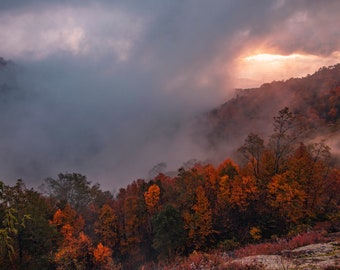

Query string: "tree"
[93, 243, 115, 270]
[228, 175, 258, 211]
[269, 107, 298, 174]
[118, 180, 150, 266]
[0, 180, 53, 269]
[15, 188, 57, 269]
[184, 186, 214, 250]
[215, 159, 239, 236]
[122, 196, 142, 250]
[54, 231, 94, 270]
[152, 205, 185, 259]
[286, 142, 332, 220]
[0, 208, 21, 267]
[50, 204, 97, 269]
[144, 184, 161, 214]
[268, 171, 307, 228]
[174, 167, 205, 218]
[94, 204, 119, 251]
[50, 204, 85, 235]
[238, 133, 265, 179]
[42, 173, 101, 212]
[322, 167, 340, 222]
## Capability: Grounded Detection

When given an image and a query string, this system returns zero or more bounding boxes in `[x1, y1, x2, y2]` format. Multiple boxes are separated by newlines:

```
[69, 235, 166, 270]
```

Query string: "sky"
[0, 0, 340, 191]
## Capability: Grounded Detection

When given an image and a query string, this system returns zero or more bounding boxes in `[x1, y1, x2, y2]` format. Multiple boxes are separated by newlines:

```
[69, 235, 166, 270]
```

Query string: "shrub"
[288, 231, 326, 249]
[234, 231, 326, 258]
[250, 227, 262, 241]
[219, 239, 240, 251]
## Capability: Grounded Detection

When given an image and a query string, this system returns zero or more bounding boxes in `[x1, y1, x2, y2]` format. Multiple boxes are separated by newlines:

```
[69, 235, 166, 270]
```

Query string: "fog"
[0, 0, 339, 190]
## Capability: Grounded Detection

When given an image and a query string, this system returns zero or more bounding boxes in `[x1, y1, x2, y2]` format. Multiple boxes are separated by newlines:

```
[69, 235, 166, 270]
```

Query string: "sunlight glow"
[234, 51, 340, 88]
[244, 53, 304, 62]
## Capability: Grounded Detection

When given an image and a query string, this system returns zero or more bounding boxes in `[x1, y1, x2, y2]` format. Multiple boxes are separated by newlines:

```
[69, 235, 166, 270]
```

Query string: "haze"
[0, 0, 339, 191]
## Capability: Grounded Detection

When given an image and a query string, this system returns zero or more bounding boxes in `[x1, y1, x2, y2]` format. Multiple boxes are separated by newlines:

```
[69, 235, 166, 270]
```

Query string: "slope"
[198, 64, 340, 162]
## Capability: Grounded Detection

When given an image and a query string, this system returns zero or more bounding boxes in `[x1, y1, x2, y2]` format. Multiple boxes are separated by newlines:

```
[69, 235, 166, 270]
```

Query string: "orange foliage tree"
[144, 184, 161, 214]
[54, 231, 93, 269]
[268, 172, 307, 225]
[93, 243, 115, 270]
[50, 204, 95, 269]
[94, 204, 119, 251]
[184, 186, 214, 250]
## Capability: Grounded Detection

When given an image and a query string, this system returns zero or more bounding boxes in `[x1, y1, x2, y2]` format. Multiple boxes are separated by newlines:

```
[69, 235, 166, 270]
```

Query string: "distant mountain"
[198, 64, 340, 160]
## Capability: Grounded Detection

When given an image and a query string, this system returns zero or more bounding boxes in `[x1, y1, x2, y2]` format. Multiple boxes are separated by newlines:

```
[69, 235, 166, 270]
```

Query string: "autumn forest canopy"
[0, 63, 339, 269]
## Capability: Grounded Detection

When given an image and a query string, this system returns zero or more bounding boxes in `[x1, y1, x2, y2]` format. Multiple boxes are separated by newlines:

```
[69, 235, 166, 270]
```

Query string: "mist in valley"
[0, 0, 340, 191]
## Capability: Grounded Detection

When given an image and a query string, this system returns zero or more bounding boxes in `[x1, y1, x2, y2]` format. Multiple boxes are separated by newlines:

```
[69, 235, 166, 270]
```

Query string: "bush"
[234, 231, 326, 258]
[288, 231, 326, 249]
[219, 239, 240, 251]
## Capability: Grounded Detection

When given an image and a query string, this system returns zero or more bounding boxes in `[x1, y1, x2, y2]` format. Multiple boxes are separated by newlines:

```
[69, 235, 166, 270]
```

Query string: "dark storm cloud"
[0, 0, 339, 190]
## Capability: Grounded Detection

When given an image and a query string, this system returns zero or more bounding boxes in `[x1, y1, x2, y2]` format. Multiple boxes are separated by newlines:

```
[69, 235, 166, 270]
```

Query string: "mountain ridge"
[198, 64, 340, 162]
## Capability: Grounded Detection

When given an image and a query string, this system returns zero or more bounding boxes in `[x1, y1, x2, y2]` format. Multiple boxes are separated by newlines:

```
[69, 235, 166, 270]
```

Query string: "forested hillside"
[200, 64, 340, 159]
[1, 106, 339, 269]
[0, 65, 339, 269]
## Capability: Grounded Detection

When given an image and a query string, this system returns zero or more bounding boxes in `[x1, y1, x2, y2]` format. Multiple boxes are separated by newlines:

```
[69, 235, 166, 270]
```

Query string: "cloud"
[241, 0, 340, 56]
[0, 0, 339, 190]
[0, 3, 145, 61]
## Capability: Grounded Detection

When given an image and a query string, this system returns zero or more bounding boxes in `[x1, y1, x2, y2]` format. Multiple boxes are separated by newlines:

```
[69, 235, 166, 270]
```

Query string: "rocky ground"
[230, 233, 340, 270]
